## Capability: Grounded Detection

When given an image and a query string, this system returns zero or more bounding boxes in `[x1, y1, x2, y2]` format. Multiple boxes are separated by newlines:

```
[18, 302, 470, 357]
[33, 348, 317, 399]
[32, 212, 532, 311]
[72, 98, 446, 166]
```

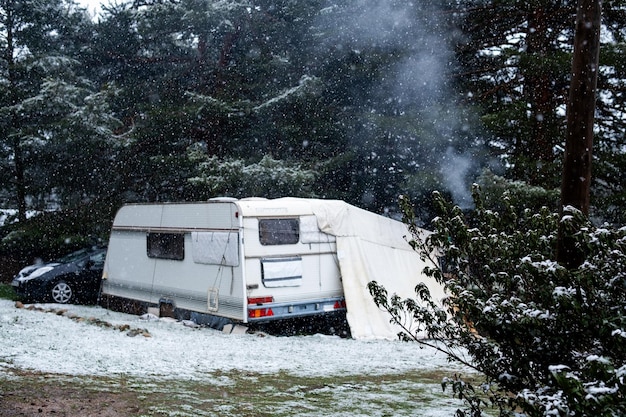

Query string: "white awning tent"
[238, 197, 447, 340]
[305, 199, 447, 340]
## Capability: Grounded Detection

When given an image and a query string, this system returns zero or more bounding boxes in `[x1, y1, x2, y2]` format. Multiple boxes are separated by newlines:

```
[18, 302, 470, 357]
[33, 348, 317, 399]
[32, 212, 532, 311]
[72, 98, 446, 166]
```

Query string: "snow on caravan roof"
[111, 201, 239, 230]
[236, 196, 319, 217]
[238, 197, 422, 250]
[112, 198, 319, 230]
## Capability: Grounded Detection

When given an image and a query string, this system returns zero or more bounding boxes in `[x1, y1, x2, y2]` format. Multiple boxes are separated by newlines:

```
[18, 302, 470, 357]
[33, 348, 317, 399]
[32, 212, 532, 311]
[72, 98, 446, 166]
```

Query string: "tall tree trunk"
[526, 7, 555, 186]
[4, 0, 28, 223]
[556, 0, 602, 268]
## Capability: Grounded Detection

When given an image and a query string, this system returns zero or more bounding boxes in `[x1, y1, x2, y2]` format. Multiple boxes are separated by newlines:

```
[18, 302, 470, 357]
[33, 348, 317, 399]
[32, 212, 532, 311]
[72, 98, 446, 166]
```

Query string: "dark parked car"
[11, 247, 106, 304]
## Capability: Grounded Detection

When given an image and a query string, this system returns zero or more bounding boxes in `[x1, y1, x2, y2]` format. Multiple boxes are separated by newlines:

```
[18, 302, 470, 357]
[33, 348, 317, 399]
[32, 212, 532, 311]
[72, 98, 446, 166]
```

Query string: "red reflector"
[248, 296, 273, 305]
[333, 300, 347, 309]
[248, 308, 274, 318]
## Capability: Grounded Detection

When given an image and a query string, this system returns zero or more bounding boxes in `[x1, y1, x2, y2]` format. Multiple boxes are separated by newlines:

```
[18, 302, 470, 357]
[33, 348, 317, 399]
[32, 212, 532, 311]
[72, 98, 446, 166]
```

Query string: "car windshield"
[55, 248, 95, 263]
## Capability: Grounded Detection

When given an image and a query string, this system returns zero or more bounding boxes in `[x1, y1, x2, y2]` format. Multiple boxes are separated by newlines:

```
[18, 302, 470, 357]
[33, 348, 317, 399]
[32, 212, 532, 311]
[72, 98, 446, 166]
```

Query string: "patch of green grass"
[1, 369, 467, 417]
[135, 370, 463, 417]
[0, 283, 17, 301]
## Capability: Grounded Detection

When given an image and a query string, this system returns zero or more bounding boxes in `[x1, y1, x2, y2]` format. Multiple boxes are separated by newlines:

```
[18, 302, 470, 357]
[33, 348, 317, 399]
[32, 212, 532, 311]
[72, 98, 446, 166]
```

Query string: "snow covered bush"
[369, 186, 625, 416]
[187, 145, 318, 198]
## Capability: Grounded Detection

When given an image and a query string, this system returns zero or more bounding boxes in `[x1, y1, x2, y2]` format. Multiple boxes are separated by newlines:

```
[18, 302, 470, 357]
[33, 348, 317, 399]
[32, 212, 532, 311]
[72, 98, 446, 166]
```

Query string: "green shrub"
[0, 283, 17, 300]
[369, 187, 626, 416]
[0, 202, 115, 281]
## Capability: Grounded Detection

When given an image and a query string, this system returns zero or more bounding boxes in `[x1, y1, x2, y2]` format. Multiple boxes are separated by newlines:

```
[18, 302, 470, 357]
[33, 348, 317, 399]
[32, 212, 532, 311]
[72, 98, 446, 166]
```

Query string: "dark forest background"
[2, 0, 625, 276]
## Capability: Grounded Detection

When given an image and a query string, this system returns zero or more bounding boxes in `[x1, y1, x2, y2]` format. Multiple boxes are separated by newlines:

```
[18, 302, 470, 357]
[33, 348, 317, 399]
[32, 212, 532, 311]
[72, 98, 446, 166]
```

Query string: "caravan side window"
[147, 232, 185, 260]
[259, 218, 299, 245]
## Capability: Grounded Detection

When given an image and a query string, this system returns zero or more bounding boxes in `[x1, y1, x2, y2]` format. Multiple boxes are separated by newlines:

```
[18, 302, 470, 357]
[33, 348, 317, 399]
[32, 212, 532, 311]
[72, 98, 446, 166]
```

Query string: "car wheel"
[51, 281, 73, 304]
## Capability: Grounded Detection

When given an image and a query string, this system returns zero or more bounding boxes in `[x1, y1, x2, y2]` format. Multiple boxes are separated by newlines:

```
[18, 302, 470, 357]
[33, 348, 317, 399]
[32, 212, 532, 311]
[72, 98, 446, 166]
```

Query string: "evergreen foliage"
[3, 0, 625, 222]
[187, 149, 318, 199]
[1, 0, 626, 279]
[0, 201, 114, 280]
[452, 0, 576, 187]
[452, 0, 626, 217]
[369, 189, 626, 416]
[0, 0, 120, 217]
[476, 169, 560, 214]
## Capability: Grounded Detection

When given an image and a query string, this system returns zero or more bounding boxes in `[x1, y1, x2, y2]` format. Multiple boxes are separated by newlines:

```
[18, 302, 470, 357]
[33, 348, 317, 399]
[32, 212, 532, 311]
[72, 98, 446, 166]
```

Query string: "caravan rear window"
[147, 232, 185, 260]
[259, 218, 299, 245]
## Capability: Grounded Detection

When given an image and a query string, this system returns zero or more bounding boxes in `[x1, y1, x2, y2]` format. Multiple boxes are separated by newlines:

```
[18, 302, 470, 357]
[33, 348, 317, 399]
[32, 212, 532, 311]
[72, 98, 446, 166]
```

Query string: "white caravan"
[101, 197, 445, 339]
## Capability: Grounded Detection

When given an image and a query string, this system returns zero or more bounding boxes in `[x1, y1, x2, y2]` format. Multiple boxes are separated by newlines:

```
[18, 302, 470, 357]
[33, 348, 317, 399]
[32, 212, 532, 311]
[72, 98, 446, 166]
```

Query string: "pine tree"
[0, 0, 119, 218]
[453, 0, 626, 200]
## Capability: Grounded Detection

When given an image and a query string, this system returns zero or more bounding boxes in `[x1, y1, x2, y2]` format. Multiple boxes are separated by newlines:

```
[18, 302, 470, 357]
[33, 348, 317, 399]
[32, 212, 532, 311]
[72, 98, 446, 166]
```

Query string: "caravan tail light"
[248, 296, 274, 319]
[248, 296, 273, 305]
[248, 307, 274, 319]
[333, 300, 347, 309]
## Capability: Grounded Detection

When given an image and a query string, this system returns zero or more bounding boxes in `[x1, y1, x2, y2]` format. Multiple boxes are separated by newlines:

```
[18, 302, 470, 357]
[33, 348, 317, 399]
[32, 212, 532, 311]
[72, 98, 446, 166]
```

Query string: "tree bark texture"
[3, 0, 28, 223]
[557, 0, 602, 268]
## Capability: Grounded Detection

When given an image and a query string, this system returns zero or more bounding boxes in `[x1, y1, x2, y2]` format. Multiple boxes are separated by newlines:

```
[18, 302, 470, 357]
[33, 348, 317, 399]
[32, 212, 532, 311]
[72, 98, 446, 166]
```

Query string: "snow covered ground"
[0, 299, 477, 416]
[0, 299, 464, 380]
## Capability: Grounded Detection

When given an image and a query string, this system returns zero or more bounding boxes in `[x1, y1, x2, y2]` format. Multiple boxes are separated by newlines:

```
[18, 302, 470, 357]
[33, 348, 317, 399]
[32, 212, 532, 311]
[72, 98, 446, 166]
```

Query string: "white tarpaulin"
[191, 231, 239, 266]
[310, 200, 447, 340]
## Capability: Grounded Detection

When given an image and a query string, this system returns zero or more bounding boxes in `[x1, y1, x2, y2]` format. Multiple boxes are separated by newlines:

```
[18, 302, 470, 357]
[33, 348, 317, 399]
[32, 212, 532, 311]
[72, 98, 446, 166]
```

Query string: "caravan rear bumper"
[247, 297, 346, 322]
